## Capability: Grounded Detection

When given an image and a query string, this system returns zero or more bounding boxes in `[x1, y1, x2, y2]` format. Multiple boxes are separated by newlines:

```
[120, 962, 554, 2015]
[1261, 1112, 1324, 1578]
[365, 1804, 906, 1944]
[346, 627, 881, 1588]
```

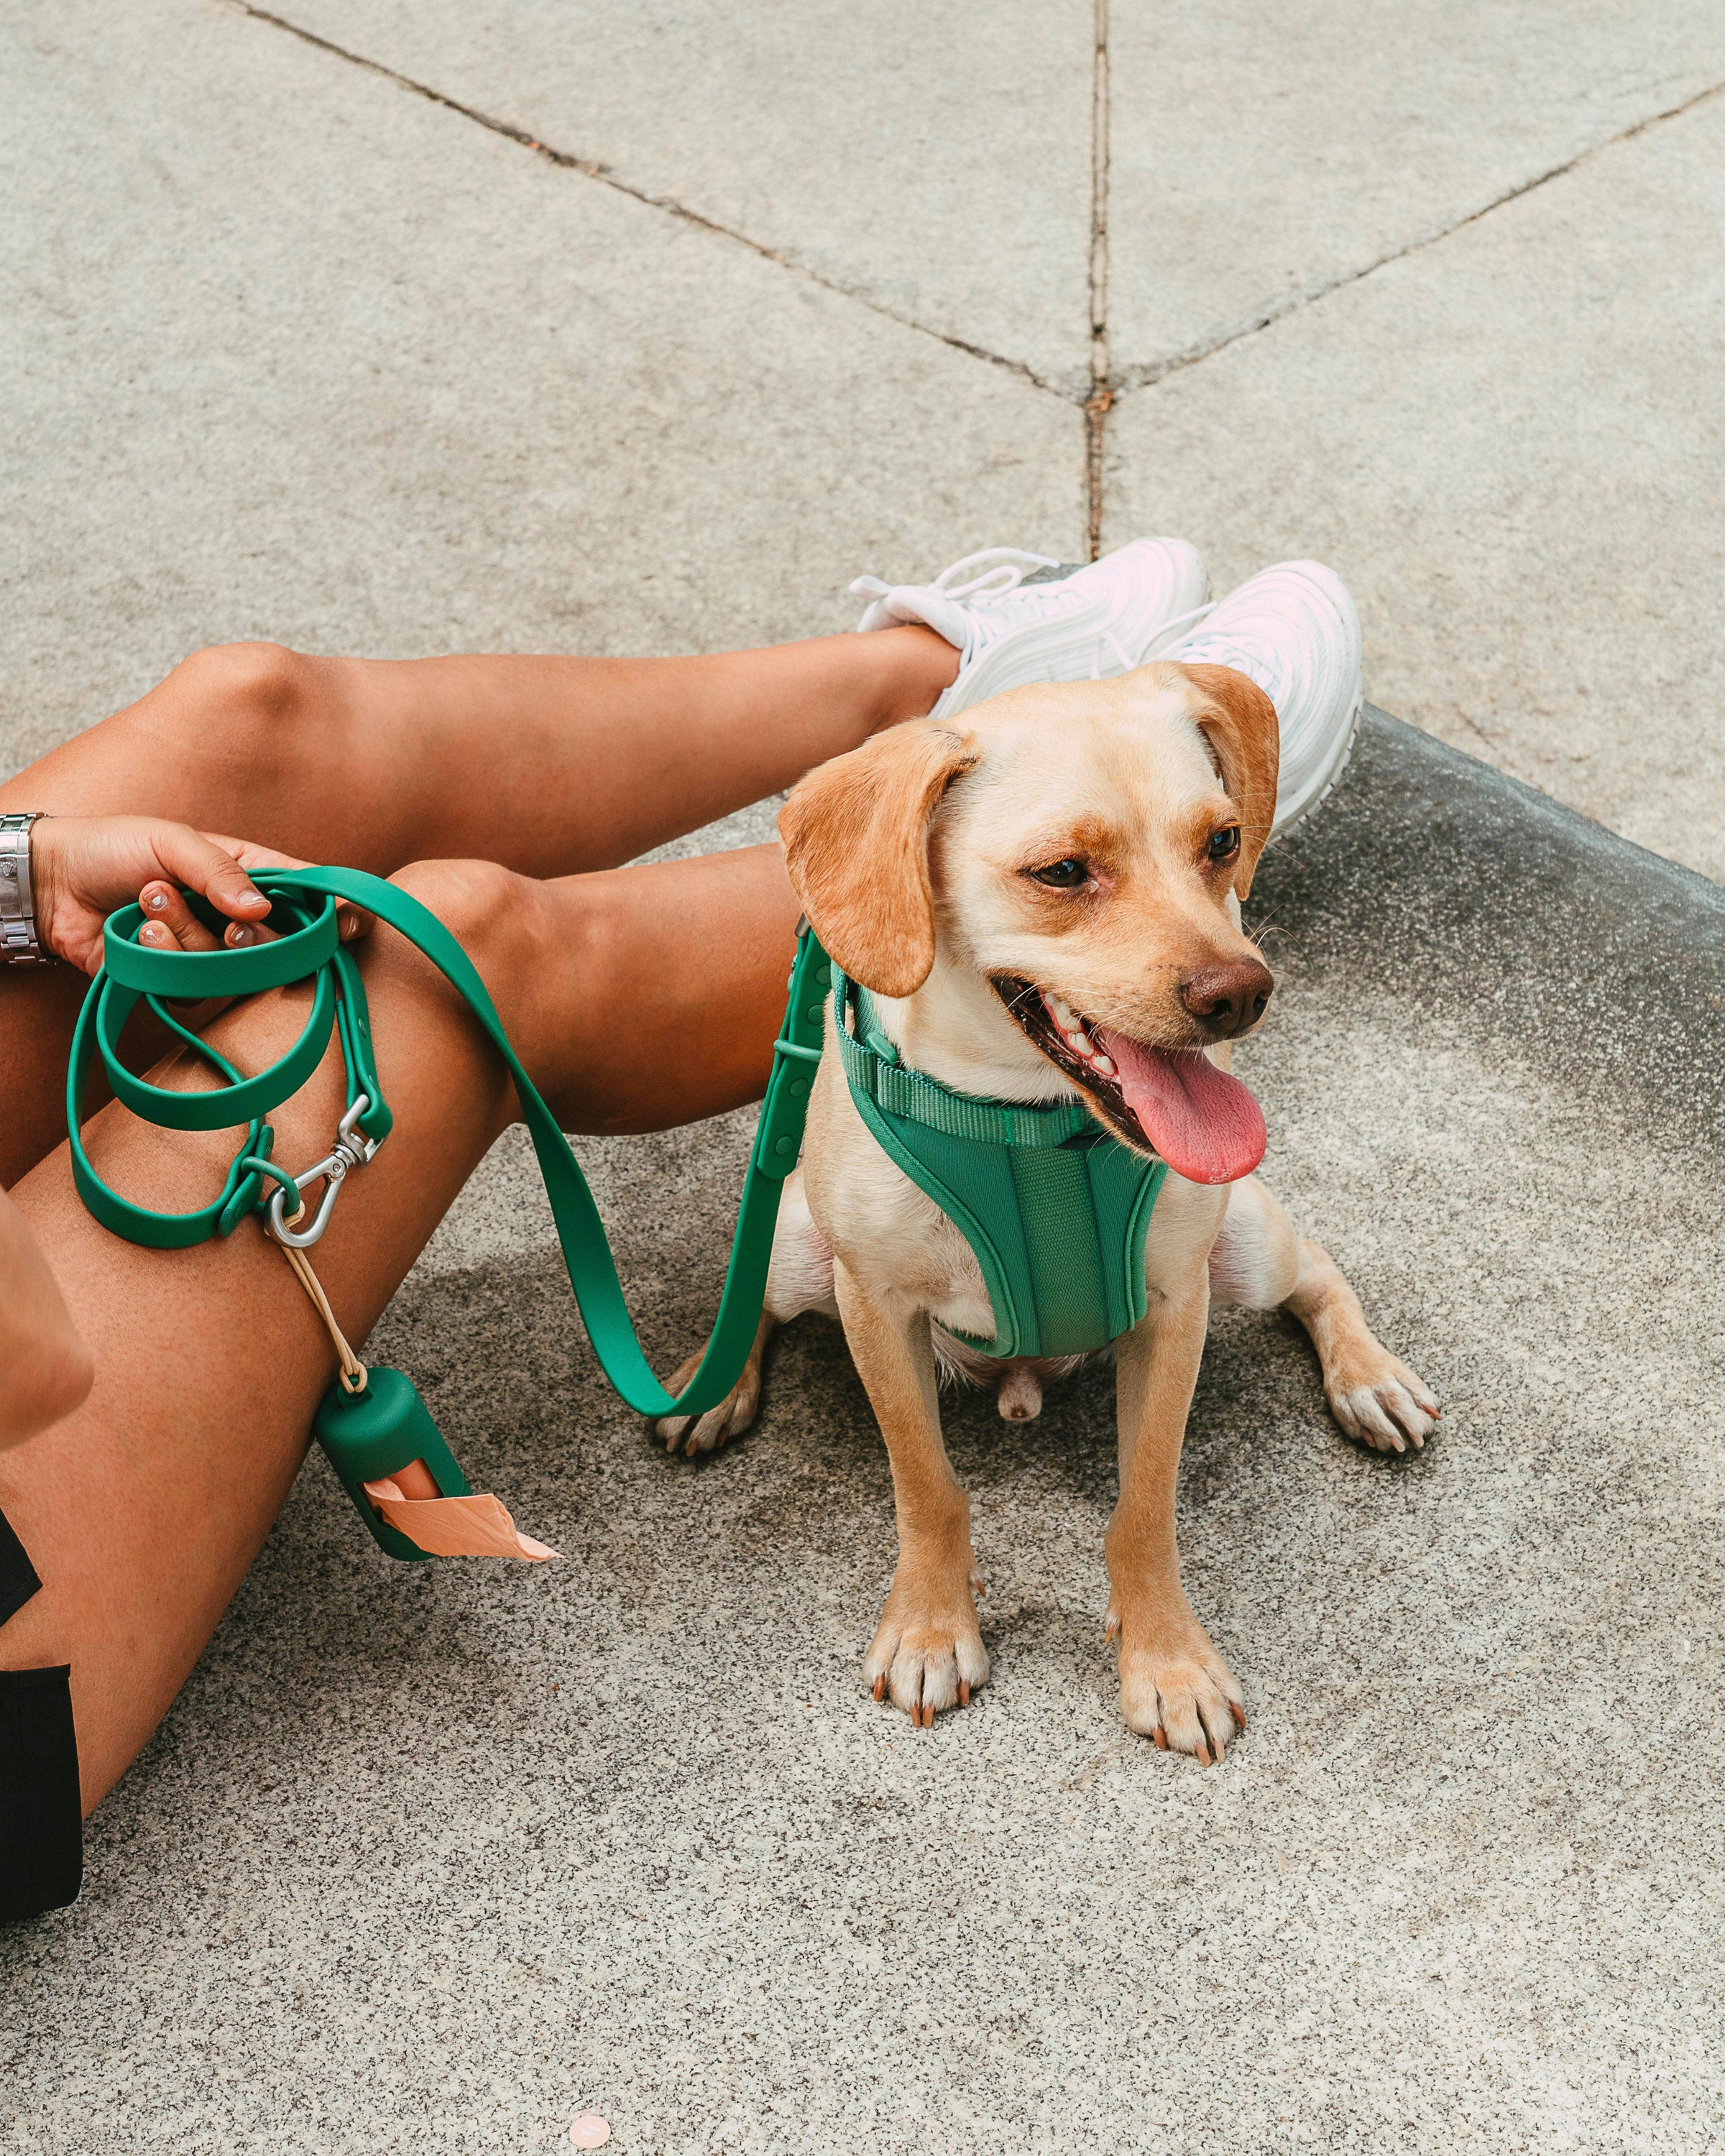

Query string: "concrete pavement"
[4, 4, 1724, 2152]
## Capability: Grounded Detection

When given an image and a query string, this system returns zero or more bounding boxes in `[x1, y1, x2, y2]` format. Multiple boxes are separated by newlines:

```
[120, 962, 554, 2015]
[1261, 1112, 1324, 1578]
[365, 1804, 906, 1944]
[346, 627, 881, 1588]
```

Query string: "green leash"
[70, 867, 830, 1559]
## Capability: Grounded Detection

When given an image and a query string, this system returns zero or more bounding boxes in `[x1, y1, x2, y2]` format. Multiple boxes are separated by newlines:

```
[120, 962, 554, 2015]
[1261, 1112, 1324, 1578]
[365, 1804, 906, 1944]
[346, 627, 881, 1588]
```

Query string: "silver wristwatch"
[0, 813, 52, 965]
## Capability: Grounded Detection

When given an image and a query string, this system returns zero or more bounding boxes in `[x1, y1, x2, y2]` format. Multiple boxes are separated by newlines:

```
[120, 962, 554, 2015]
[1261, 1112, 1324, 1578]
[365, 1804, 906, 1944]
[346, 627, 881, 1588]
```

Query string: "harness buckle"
[264, 1093, 382, 1249]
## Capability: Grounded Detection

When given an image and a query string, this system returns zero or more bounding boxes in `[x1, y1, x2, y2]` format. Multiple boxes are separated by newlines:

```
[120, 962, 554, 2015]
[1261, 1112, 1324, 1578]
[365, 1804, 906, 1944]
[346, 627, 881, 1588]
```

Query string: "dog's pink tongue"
[1093, 1031, 1266, 1184]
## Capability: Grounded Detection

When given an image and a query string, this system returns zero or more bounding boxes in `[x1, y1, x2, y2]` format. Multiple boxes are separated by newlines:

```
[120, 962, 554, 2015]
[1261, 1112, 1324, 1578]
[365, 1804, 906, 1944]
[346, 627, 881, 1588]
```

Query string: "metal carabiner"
[335, 1092, 382, 1166]
[265, 1093, 380, 1250]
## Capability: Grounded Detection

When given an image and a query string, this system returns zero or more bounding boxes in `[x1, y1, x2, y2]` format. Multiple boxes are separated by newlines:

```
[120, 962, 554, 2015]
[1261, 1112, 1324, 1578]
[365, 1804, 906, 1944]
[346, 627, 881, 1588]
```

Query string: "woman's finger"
[137, 881, 224, 953]
[201, 831, 373, 944]
[144, 826, 274, 929]
[201, 830, 300, 875]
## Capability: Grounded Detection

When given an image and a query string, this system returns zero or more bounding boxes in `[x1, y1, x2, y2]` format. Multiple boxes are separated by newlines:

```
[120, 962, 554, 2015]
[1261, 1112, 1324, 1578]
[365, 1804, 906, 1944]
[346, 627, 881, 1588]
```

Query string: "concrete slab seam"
[1106, 66, 1725, 403]
[223, 0, 1077, 405]
[1085, 0, 1110, 560]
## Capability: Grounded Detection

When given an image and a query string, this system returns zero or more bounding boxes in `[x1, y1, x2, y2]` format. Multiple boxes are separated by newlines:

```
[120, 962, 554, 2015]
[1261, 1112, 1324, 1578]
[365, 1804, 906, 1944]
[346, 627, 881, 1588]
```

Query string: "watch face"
[0, 821, 36, 939]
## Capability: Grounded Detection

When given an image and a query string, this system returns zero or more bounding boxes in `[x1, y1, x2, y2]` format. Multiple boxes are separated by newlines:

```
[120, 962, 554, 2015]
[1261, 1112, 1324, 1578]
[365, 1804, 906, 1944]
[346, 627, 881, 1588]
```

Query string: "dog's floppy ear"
[778, 720, 980, 998]
[1181, 663, 1280, 899]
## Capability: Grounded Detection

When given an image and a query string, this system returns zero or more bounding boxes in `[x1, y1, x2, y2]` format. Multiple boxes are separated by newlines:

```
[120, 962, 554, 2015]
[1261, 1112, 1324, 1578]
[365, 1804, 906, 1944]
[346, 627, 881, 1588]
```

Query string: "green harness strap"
[831, 967, 1166, 1360]
[70, 867, 831, 1557]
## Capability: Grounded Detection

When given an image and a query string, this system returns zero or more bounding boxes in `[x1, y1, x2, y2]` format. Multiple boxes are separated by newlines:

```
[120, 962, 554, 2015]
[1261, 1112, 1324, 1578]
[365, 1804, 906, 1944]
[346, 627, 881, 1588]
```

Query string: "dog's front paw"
[1108, 1599, 1244, 1764]
[1325, 1345, 1440, 1455]
[864, 1568, 988, 1728]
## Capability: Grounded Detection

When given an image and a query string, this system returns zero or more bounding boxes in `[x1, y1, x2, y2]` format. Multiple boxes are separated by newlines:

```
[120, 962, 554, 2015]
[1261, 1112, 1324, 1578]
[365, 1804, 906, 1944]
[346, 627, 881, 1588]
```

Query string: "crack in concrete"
[230, 0, 1724, 559]
[1084, 0, 1111, 561]
[227, 0, 1074, 403]
[1109, 69, 1725, 402]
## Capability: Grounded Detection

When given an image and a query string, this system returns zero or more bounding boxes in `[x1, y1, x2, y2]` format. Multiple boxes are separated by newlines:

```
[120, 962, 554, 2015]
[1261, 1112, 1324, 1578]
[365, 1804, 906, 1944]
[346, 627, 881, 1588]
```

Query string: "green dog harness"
[831, 967, 1166, 1360]
[70, 867, 830, 1560]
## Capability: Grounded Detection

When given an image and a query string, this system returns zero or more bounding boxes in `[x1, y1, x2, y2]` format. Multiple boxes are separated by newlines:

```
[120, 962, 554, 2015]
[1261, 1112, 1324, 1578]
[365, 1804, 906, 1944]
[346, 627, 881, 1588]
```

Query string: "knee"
[155, 641, 322, 761]
[389, 856, 542, 977]
[386, 859, 615, 1087]
[391, 854, 521, 938]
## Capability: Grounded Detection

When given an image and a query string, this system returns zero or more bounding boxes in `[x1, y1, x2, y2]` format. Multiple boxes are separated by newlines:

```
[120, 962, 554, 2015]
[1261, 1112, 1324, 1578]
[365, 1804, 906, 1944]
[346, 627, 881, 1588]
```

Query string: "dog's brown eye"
[1028, 857, 1089, 889]
[1208, 826, 1241, 863]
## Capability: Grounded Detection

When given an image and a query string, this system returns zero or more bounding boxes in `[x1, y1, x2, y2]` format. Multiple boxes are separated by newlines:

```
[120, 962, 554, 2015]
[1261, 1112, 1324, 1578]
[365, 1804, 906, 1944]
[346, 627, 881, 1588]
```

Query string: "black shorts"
[0, 1503, 83, 1922]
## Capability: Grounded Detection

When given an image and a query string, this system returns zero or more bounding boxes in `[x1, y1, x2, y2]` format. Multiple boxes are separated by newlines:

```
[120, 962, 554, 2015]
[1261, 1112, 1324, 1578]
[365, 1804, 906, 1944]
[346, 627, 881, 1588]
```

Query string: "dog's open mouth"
[992, 977, 1266, 1185]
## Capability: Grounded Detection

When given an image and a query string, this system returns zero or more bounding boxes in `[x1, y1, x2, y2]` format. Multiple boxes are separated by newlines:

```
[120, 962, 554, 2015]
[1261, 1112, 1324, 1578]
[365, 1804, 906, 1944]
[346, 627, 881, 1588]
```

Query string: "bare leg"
[1208, 1175, 1439, 1453]
[0, 628, 958, 1185]
[0, 632, 958, 871]
[0, 842, 800, 1810]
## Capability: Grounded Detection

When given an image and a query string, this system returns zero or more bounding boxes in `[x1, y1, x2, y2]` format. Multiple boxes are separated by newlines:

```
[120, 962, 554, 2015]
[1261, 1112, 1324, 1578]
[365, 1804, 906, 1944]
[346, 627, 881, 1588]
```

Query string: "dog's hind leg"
[652, 1169, 837, 1457]
[1210, 1176, 1440, 1455]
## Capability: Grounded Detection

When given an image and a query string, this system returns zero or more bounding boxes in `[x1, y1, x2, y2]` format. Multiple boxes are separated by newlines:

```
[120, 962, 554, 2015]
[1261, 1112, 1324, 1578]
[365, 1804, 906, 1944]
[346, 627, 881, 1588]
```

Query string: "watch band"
[0, 814, 51, 965]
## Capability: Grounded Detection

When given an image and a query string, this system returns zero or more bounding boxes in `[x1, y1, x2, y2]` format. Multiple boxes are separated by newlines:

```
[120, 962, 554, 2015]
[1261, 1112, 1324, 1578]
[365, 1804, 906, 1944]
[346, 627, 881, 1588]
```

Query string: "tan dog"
[656, 663, 1438, 1759]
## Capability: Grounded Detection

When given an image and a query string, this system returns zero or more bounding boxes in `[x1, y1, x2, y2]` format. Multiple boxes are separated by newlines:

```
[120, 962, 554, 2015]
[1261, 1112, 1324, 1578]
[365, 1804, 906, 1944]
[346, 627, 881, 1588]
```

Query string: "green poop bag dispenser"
[313, 1368, 473, 1563]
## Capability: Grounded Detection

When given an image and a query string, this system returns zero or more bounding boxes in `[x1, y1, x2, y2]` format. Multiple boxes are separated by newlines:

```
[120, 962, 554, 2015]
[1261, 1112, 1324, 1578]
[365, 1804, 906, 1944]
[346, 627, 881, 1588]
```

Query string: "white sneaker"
[1162, 560, 1362, 835]
[851, 540, 1211, 721]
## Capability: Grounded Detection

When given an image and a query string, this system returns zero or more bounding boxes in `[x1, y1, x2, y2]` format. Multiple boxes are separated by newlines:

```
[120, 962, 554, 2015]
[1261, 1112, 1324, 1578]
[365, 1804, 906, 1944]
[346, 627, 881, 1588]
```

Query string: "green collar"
[830, 967, 1166, 1360]
[834, 972, 1096, 1148]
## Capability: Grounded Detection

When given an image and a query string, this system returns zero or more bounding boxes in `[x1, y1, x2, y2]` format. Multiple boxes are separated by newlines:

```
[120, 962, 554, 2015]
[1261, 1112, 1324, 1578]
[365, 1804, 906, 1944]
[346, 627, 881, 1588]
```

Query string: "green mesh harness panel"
[832, 969, 1166, 1360]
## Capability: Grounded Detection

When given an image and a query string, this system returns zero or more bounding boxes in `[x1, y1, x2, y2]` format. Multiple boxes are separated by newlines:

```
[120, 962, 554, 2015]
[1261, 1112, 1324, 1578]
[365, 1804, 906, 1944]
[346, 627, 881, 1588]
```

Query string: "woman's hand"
[27, 816, 367, 974]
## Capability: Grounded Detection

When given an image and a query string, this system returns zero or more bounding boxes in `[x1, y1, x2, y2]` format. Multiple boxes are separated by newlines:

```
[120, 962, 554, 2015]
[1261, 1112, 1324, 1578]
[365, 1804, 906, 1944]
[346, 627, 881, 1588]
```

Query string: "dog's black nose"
[1178, 958, 1274, 1038]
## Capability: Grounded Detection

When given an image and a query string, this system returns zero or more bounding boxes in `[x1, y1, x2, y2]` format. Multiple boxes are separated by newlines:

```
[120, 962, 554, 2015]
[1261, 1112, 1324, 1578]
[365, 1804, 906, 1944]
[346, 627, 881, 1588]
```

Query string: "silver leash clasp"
[265, 1094, 382, 1249]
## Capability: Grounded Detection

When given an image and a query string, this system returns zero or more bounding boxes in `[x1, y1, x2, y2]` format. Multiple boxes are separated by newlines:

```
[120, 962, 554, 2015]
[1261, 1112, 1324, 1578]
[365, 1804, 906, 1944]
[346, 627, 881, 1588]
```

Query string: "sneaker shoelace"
[1165, 622, 1292, 706]
[850, 545, 1061, 609]
[854, 553, 1215, 682]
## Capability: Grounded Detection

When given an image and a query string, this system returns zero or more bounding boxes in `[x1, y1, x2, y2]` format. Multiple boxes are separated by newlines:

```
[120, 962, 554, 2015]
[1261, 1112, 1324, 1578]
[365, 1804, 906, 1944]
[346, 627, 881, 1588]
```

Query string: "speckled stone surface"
[6, 716, 1724, 2155]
